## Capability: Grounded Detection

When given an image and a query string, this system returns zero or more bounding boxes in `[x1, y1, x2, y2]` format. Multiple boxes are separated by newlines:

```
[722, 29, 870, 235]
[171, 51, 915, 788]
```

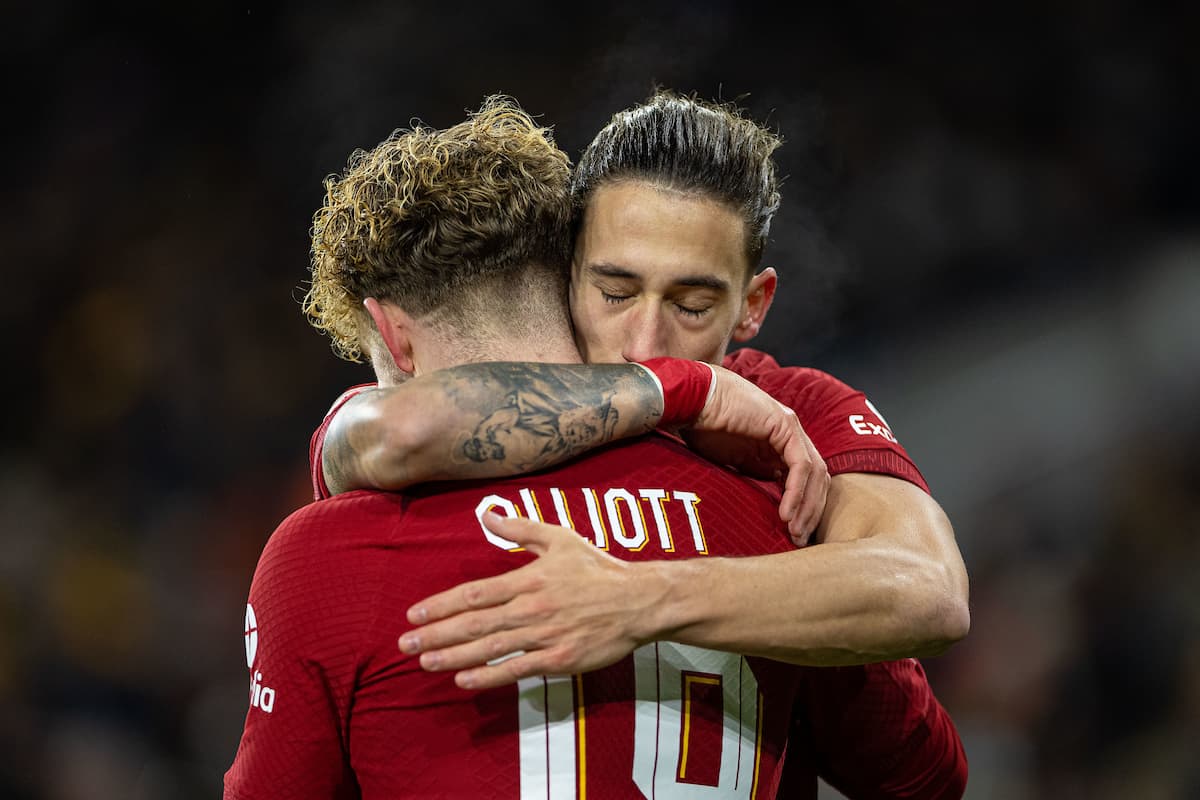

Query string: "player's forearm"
[324, 362, 664, 494]
[638, 540, 969, 665]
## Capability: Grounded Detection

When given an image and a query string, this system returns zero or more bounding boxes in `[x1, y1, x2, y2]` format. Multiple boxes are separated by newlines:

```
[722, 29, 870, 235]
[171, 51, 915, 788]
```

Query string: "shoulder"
[725, 347, 860, 405]
[257, 493, 405, 575]
[276, 490, 404, 536]
[722, 346, 781, 380]
[323, 382, 379, 418]
[571, 433, 782, 501]
[248, 492, 406, 642]
[309, 383, 379, 500]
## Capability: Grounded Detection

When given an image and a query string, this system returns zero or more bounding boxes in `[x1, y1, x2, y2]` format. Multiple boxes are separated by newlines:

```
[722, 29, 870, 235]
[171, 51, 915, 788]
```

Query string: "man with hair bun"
[226, 95, 853, 798]
[297, 89, 970, 798]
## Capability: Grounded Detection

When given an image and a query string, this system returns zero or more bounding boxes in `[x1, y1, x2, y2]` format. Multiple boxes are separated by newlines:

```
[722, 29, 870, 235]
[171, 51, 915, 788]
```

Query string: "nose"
[621, 304, 671, 362]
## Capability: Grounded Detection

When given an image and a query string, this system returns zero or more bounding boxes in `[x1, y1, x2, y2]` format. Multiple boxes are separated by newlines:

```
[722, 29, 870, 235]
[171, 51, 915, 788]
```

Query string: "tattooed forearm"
[319, 363, 665, 494]
[445, 363, 662, 471]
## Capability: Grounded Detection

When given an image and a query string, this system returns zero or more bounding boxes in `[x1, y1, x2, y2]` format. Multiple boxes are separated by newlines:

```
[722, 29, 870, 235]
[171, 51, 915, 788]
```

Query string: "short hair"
[571, 89, 782, 272]
[305, 95, 573, 362]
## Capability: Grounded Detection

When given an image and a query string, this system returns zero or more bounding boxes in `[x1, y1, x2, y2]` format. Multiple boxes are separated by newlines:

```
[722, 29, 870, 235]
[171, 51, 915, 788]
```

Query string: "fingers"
[453, 649, 572, 691]
[481, 511, 559, 555]
[404, 513, 563, 626]
[400, 605, 509, 655]
[786, 439, 829, 545]
[769, 407, 829, 546]
[406, 562, 533, 627]
[776, 431, 811, 522]
[772, 410, 810, 517]
[400, 617, 584, 690]
[413, 626, 538, 675]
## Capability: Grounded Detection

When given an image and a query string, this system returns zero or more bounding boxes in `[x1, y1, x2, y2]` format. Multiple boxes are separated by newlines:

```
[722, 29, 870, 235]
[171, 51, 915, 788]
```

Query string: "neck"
[417, 333, 582, 374]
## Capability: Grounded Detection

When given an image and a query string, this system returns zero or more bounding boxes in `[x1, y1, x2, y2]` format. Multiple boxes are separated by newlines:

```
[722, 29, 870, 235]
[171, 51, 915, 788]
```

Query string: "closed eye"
[676, 304, 711, 319]
[601, 290, 631, 305]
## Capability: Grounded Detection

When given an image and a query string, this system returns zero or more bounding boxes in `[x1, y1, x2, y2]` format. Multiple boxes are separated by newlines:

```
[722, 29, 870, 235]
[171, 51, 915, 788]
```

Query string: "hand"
[399, 512, 661, 689]
[685, 366, 829, 545]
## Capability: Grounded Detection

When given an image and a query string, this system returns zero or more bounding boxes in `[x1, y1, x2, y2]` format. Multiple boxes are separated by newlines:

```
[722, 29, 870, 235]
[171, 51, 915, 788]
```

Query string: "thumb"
[482, 511, 557, 556]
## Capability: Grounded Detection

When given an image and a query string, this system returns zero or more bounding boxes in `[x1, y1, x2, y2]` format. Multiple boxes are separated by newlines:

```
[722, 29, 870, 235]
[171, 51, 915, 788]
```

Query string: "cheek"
[679, 330, 727, 364]
[569, 292, 623, 362]
[675, 308, 738, 364]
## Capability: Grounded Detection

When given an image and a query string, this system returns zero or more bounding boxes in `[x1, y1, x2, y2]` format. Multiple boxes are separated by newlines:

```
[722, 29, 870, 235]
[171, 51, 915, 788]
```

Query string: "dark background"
[5, 3, 1199, 798]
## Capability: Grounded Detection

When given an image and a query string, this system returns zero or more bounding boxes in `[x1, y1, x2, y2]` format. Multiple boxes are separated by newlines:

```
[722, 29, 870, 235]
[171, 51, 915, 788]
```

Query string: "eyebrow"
[586, 263, 730, 292]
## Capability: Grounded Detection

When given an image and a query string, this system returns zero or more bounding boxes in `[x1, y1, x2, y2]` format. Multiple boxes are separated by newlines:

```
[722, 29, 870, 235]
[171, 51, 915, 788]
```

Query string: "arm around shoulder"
[321, 386, 423, 495]
[321, 363, 666, 495]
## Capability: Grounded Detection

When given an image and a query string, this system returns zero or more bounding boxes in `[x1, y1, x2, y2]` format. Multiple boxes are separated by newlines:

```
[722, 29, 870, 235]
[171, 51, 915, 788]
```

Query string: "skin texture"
[397, 181, 970, 688]
[570, 181, 776, 365]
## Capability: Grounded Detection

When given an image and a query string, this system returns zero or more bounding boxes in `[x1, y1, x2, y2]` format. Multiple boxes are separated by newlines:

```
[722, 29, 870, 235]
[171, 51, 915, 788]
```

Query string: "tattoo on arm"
[447, 363, 662, 472]
[320, 363, 664, 493]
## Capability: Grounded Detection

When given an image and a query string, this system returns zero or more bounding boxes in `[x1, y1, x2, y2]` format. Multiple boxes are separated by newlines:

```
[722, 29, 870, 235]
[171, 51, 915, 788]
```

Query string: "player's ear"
[733, 267, 777, 342]
[364, 297, 416, 375]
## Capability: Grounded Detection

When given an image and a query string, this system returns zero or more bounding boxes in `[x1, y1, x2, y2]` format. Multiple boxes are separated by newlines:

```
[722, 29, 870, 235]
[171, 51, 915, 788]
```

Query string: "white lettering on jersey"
[477, 487, 709, 555]
[865, 398, 892, 430]
[605, 488, 648, 551]
[476, 495, 523, 550]
[672, 491, 707, 554]
[249, 670, 276, 714]
[244, 604, 277, 713]
[638, 489, 674, 551]
[848, 397, 898, 443]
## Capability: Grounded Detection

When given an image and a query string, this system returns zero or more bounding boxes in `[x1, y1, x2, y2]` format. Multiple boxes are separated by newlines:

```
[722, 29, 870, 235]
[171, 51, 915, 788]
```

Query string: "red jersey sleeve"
[724, 348, 930, 493]
[223, 499, 394, 799]
[792, 660, 967, 799]
[309, 383, 377, 501]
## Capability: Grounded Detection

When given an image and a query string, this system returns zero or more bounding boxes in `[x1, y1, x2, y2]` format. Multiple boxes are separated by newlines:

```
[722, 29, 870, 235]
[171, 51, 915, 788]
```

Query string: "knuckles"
[521, 596, 558, 623]
[462, 583, 488, 609]
[541, 648, 575, 674]
[465, 615, 490, 638]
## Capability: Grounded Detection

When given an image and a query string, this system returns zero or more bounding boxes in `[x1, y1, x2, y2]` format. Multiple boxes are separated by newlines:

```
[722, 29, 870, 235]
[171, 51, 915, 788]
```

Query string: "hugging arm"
[320, 361, 828, 538]
[321, 363, 662, 494]
[398, 473, 967, 688]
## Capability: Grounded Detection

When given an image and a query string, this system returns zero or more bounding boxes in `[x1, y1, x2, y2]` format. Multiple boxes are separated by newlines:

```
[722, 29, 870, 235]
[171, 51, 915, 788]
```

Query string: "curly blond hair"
[305, 95, 573, 362]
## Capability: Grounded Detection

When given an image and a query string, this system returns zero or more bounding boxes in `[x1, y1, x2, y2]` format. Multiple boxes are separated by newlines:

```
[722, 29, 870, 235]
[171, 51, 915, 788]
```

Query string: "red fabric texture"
[723, 348, 930, 493]
[296, 352, 966, 797]
[790, 659, 968, 799]
[227, 435, 805, 798]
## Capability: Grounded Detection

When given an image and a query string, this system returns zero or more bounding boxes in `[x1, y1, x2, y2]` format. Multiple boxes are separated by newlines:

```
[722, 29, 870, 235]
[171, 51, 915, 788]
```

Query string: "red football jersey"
[723, 348, 930, 493]
[298, 356, 966, 798]
[789, 660, 967, 799]
[227, 434, 806, 799]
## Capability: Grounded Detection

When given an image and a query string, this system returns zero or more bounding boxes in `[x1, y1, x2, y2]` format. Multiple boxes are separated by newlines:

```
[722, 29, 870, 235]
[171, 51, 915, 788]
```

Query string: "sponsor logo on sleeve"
[848, 398, 898, 443]
[245, 603, 276, 713]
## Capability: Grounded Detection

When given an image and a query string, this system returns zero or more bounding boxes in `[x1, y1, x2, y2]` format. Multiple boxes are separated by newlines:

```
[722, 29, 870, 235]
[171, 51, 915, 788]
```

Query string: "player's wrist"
[635, 358, 717, 428]
[630, 559, 711, 644]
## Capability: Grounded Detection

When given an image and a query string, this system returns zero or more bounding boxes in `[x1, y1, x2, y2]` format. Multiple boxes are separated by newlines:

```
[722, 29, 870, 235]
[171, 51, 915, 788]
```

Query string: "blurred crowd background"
[5, 2, 1198, 798]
